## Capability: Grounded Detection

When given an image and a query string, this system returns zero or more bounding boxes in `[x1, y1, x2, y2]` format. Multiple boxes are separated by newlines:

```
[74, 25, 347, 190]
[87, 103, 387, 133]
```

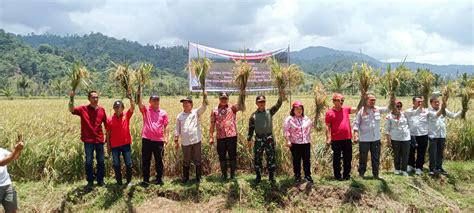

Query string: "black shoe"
[86, 181, 94, 190]
[343, 176, 351, 181]
[140, 181, 150, 187]
[255, 173, 261, 184]
[230, 160, 237, 179]
[437, 168, 448, 175]
[154, 179, 164, 185]
[182, 166, 190, 184]
[429, 169, 436, 176]
[97, 181, 105, 187]
[116, 181, 123, 186]
[336, 177, 343, 181]
[304, 176, 313, 183]
[220, 174, 228, 181]
[294, 175, 302, 183]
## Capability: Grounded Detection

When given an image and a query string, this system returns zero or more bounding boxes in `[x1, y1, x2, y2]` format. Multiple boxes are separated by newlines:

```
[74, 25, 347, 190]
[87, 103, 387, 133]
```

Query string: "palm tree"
[327, 73, 349, 93]
[51, 78, 65, 98]
[17, 75, 30, 97]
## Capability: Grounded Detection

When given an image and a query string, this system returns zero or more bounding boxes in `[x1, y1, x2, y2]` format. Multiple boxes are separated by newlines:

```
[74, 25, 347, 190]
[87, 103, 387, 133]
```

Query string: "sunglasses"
[396, 105, 402, 108]
[333, 99, 344, 102]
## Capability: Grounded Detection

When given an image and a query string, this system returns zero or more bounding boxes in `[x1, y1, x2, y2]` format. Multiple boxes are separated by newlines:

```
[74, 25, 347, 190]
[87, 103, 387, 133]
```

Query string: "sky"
[0, 0, 473, 65]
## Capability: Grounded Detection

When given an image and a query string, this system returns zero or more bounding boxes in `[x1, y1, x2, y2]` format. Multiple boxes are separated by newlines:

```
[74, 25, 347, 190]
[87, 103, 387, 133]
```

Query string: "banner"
[188, 42, 289, 92]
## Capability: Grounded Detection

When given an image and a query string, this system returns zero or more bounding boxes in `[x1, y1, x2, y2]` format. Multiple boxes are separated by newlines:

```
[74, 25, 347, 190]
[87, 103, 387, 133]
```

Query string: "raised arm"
[197, 92, 208, 116]
[68, 91, 75, 113]
[445, 109, 462, 119]
[270, 95, 283, 116]
[0, 136, 24, 166]
[137, 85, 145, 111]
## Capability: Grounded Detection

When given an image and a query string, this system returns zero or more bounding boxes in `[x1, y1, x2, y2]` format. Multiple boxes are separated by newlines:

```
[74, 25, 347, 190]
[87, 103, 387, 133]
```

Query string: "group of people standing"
[67, 88, 464, 189]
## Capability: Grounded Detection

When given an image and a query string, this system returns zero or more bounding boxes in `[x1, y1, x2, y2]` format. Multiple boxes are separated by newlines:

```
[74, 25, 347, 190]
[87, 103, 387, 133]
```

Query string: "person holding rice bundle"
[405, 96, 430, 175]
[283, 101, 314, 183]
[384, 100, 411, 176]
[247, 91, 284, 185]
[69, 90, 107, 188]
[174, 92, 208, 183]
[137, 88, 169, 186]
[427, 95, 463, 176]
[353, 93, 391, 179]
[105, 96, 135, 186]
[325, 93, 358, 181]
[209, 92, 242, 181]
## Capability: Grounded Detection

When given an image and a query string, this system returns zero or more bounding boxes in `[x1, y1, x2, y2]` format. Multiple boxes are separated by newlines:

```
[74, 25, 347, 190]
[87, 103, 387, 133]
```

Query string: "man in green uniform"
[247, 94, 283, 184]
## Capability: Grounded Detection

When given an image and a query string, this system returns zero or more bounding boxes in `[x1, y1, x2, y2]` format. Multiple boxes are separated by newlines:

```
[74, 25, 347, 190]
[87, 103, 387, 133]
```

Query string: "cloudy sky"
[0, 0, 472, 65]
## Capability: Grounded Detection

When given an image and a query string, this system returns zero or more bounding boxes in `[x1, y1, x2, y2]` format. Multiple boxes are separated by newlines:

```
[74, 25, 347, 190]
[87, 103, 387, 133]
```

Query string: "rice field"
[0, 95, 472, 183]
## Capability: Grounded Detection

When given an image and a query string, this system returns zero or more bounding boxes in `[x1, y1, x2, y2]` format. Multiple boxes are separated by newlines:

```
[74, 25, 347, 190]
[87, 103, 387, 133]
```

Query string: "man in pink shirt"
[138, 90, 169, 186]
[325, 93, 358, 181]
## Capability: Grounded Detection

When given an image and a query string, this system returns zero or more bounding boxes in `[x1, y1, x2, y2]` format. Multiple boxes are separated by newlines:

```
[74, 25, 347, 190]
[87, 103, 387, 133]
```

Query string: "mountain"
[290, 46, 474, 76]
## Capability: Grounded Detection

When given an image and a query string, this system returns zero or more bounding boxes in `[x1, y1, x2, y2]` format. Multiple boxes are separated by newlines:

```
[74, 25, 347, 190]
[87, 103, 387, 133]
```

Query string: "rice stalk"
[135, 63, 153, 103]
[313, 80, 328, 131]
[352, 62, 377, 110]
[69, 62, 90, 101]
[416, 68, 435, 108]
[233, 58, 253, 111]
[110, 62, 135, 100]
[460, 75, 474, 119]
[267, 56, 304, 101]
[441, 81, 456, 115]
[189, 53, 212, 104]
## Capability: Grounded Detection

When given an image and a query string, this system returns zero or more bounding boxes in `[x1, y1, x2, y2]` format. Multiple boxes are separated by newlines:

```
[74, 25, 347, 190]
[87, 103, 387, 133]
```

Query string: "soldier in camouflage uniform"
[247, 94, 283, 184]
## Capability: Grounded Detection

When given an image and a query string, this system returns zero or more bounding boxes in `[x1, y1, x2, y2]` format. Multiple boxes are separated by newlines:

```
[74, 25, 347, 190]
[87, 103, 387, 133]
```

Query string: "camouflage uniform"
[247, 96, 283, 181]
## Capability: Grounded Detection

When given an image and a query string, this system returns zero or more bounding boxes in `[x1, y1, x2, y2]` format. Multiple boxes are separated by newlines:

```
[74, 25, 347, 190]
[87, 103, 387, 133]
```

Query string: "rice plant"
[189, 53, 212, 104]
[266, 56, 304, 101]
[312, 80, 328, 131]
[416, 68, 435, 108]
[459, 74, 474, 119]
[69, 62, 90, 94]
[110, 62, 135, 99]
[233, 58, 253, 111]
[134, 63, 153, 103]
[352, 62, 378, 110]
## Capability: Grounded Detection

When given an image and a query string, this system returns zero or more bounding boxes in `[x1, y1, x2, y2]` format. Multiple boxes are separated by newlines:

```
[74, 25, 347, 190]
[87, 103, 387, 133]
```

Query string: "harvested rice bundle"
[313, 80, 329, 131]
[416, 68, 435, 108]
[267, 56, 303, 101]
[353, 63, 377, 110]
[69, 62, 90, 101]
[189, 54, 212, 104]
[233, 59, 253, 111]
[111, 62, 135, 99]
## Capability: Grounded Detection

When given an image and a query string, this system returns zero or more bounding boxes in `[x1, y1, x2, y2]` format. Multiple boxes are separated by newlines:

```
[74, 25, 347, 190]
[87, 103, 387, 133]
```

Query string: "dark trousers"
[331, 139, 352, 179]
[112, 144, 133, 184]
[358, 140, 381, 176]
[84, 143, 105, 183]
[290, 143, 311, 177]
[141, 138, 164, 182]
[182, 142, 202, 167]
[391, 140, 410, 171]
[429, 138, 446, 170]
[408, 135, 429, 169]
[217, 136, 237, 163]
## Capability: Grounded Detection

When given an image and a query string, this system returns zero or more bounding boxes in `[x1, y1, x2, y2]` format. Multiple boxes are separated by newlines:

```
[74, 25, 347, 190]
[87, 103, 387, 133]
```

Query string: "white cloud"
[0, 0, 472, 65]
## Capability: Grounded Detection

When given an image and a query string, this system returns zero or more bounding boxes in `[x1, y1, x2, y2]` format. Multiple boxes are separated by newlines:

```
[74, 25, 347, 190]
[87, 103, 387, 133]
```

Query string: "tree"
[17, 75, 30, 97]
[327, 73, 349, 93]
[50, 78, 65, 98]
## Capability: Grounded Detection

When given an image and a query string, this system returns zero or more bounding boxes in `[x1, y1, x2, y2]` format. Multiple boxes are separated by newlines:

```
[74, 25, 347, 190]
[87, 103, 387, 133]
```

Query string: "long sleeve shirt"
[247, 97, 283, 140]
[404, 107, 430, 136]
[174, 103, 207, 146]
[353, 106, 389, 142]
[384, 113, 411, 141]
[283, 115, 313, 144]
[427, 108, 461, 139]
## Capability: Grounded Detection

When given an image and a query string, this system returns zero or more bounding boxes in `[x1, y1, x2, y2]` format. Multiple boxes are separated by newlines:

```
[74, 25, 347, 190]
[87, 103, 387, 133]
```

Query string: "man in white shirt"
[353, 93, 390, 179]
[0, 135, 24, 213]
[427, 95, 462, 175]
[405, 96, 430, 175]
[174, 93, 208, 183]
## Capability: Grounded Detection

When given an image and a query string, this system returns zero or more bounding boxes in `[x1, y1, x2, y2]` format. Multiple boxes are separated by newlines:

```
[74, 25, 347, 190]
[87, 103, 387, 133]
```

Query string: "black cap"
[256, 95, 266, 102]
[180, 96, 193, 103]
[219, 92, 229, 99]
[149, 95, 160, 101]
[113, 100, 124, 108]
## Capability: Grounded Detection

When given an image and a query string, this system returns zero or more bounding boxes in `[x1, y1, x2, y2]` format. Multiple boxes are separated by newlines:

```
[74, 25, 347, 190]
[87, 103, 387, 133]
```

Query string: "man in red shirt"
[69, 90, 107, 189]
[325, 93, 358, 181]
[209, 92, 242, 181]
[106, 97, 134, 186]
